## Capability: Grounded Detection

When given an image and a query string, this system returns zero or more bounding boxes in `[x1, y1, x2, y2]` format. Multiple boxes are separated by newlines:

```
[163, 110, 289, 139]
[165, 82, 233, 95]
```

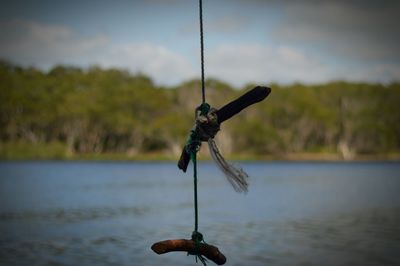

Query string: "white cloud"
[1, 17, 398, 87]
[207, 44, 333, 85]
[96, 43, 196, 85]
[0, 19, 109, 65]
[206, 43, 400, 86]
[345, 63, 400, 84]
[0, 19, 196, 85]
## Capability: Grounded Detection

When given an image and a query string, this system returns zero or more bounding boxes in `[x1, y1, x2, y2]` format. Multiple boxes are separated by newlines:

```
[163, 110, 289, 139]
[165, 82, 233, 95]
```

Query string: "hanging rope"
[186, 103, 210, 265]
[184, 2, 214, 258]
[199, 0, 206, 103]
[152, 1, 271, 265]
[192, 151, 199, 232]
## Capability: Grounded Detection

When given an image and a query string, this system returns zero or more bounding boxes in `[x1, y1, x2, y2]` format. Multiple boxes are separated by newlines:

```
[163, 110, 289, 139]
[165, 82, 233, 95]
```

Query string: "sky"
[0, 0, 399, 87]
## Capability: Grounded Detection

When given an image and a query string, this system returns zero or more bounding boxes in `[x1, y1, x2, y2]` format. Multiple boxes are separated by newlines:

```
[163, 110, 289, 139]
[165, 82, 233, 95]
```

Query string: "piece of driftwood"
[178, 86, 271, 172]
[151, 239, 226, 265]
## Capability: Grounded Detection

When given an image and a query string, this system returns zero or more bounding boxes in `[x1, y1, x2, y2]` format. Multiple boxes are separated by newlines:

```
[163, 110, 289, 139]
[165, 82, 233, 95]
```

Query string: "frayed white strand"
[208, 138, 248, 193]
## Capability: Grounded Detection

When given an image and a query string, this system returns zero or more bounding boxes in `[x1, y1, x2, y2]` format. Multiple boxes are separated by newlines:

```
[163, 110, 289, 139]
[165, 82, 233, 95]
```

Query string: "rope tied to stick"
[181, 100, 250, 265]
[184, 103, 215, 265]
[185, 103, 216, 154]
[185, 102, 249, 193]
[190, 231, 208, 266]
[153, 86, 271, 265]
[151, 0, 270, 264]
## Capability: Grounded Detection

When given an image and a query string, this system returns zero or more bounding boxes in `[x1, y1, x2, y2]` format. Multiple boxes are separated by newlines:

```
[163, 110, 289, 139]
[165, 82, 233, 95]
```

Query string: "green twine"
[191, 230, 207, 265]
[187, 1, 209, 264]
[191, 150, 199, 233]
[189, 150, 207, 266]
[185, 102, 211, 265]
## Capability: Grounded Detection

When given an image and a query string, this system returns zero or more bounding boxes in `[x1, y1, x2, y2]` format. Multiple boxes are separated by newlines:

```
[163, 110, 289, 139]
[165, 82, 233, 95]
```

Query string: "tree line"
[1, 61, 399, 160]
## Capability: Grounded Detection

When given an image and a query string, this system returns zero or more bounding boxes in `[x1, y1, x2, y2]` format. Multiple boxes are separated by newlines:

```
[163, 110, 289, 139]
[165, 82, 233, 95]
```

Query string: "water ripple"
[0, 206, 151, 223]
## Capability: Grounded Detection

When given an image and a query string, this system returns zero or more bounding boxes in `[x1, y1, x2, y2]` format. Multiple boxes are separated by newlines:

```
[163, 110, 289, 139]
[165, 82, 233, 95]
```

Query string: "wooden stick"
[151, 239, 226, 265]
[178, 86, 271, 172]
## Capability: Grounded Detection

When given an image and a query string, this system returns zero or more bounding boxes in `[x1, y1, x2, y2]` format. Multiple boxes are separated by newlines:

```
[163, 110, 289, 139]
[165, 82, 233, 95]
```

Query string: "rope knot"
[190, 231, 208, 266]
[184, 103, 220, 157]
[191, 231, 204, 243]
[195, 103, 220, 141]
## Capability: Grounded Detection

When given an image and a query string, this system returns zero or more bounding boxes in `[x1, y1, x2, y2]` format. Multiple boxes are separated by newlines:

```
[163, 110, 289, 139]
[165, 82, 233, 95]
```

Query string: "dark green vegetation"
[1, 61, 399, 160]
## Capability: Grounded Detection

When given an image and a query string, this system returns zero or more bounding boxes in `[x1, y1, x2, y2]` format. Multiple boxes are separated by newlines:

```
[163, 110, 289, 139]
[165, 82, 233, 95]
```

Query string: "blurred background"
[0, 1, 400, 265]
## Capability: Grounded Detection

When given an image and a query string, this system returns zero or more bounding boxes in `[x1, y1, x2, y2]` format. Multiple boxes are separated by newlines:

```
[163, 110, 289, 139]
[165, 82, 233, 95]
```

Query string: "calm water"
[0, 161, 399, 265]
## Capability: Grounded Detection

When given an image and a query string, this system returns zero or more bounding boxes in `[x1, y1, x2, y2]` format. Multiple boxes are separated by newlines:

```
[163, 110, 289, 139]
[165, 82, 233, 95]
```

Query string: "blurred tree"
[1, 62, 399, 159]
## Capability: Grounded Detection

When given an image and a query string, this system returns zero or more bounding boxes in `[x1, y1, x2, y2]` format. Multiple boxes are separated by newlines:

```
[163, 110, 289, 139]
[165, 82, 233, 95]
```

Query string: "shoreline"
[1, 152, 399, 162]
[1, 141, 399, 162]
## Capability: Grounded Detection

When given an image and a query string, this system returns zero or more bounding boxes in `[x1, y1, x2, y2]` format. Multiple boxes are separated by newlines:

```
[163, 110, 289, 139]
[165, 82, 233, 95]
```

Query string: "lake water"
[0, 161, 399, 265]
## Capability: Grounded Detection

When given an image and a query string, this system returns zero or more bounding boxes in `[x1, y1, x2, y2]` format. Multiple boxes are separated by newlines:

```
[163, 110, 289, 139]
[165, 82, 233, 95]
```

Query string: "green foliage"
[0, 61, 399, 160]
[0, 141, 67, 160]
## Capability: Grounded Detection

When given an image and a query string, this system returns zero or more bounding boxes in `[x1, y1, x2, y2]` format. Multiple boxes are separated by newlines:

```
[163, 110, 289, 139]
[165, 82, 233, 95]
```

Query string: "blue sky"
[0, 0, 399, 86]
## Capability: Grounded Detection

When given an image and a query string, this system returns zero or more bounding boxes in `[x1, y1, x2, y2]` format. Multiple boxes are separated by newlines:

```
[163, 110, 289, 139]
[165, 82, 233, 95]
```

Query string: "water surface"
[0, 161, 399, 265]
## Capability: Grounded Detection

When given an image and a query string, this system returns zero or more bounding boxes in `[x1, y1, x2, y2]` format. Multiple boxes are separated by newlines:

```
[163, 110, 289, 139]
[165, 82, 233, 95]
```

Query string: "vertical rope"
[190, 1, 206, 264]
[199, 0, 205, 104]
[193, 0, 205, 235]
[192, 151, 199, 232]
